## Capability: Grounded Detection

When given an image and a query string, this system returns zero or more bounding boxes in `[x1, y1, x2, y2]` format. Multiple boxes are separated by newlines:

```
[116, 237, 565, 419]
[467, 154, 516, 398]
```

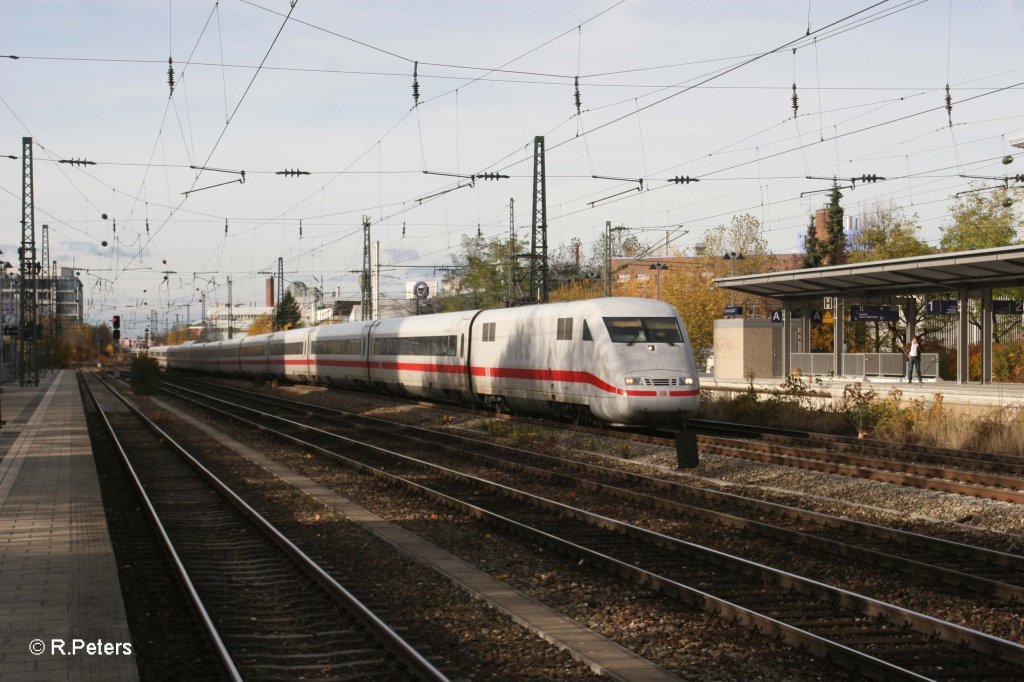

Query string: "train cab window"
[582, 320, 593, 341]
[482, 322, 496, 342]
[644, 318, 682, 344]
[556, 317, 573, 340]
[603, 317, 683, 345]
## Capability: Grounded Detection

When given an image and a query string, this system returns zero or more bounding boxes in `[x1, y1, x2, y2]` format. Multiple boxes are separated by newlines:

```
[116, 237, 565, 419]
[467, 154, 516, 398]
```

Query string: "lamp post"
[648, 262, 669, 300]
[722, 252, 744, 306]
[604, 221, 628, 297]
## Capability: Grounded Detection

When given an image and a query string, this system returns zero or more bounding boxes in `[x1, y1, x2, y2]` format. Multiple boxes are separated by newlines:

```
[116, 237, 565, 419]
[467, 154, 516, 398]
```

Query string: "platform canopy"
[714, 244, 1024, 385]
[715, 245, 1024, 301]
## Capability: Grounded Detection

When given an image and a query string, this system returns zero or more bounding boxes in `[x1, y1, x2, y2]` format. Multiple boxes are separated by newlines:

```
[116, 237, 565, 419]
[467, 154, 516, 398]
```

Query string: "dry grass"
[702, 378, 1024, 457]
[870, 393, 1024, 456]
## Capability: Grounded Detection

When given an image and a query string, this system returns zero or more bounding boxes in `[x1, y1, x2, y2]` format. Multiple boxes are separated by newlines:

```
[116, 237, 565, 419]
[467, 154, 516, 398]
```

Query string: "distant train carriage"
[266, 328, 314, 383]
[197, 340, 221, 373]
[239, 335, 269, 377]
[308, 321, 375, 389]
[215, 338, 240, 375]
[367, 311, 475, 401]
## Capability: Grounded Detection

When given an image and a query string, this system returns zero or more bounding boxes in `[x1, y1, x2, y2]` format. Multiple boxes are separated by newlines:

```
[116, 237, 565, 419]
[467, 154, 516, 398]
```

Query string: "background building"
[1, 266, 84, 382]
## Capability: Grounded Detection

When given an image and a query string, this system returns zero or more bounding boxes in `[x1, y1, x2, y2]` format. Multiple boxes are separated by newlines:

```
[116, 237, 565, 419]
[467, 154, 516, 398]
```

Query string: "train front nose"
[610, 371, 701, 424]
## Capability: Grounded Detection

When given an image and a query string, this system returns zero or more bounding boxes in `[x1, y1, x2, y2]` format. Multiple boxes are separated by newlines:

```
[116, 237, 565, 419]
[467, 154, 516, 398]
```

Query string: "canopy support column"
[981, 289, 993, 384]
[833, 297, 844, 377]
[782, 298, 792, 377]
[957, 288, 970, 384]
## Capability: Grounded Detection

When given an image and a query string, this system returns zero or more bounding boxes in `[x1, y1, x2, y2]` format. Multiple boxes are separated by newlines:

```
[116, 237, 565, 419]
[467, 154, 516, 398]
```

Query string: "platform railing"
[790, 353, 938, 379]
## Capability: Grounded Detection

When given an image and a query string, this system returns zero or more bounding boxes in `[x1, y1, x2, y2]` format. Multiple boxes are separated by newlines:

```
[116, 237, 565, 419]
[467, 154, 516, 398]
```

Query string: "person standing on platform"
[906, 335, 922, 383]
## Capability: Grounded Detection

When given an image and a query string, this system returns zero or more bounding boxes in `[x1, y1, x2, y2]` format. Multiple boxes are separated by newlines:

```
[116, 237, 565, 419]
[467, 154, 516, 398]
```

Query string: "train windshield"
[603, 317, 683, 344]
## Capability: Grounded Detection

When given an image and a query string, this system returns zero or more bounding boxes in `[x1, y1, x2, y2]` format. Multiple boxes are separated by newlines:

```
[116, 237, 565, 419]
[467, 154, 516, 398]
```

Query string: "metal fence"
[791, 352, 938, 378]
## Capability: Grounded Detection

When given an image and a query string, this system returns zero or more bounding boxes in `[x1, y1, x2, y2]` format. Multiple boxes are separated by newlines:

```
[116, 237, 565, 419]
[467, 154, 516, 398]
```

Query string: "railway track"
[157, 371, 1024, 504]
[83, 372, 448, 682]
[159, 375, 1024, 605]
[156, 374, 1024, 681]
[689, 428, 1024, 505]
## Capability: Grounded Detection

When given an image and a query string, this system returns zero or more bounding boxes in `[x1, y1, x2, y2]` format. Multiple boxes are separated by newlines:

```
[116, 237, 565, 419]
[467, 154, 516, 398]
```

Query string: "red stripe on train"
[180, 357, 699, 397]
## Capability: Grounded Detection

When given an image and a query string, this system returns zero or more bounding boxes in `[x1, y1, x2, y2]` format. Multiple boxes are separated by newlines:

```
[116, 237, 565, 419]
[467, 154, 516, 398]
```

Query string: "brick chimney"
[814, 208, 828, 241]
[266, 277, 275, 307]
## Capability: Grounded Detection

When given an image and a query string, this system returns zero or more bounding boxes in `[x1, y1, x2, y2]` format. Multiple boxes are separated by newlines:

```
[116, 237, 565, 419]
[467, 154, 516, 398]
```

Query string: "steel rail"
[698, 439, 1024, 504]
[692, 418, 1024, 471]
[91, 373, 450, 682]
[80, 373, 243, 682]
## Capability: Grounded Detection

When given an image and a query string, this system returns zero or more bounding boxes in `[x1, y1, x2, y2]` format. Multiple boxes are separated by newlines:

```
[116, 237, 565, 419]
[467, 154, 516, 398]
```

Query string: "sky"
[2, 0, 1023, 336]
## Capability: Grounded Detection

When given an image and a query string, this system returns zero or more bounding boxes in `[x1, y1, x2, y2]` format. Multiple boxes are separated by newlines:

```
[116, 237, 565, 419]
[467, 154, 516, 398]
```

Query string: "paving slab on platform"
[0, 370, 138, 681]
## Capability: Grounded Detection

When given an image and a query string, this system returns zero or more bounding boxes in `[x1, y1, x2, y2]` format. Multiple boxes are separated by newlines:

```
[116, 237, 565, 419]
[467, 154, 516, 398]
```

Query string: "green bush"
[129, 355, 162, 395]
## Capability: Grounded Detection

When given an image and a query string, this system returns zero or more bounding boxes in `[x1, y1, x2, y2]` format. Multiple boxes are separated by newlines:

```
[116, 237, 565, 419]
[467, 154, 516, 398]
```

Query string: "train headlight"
[624, 376, 638, 385]
[682, 376, 695, 385]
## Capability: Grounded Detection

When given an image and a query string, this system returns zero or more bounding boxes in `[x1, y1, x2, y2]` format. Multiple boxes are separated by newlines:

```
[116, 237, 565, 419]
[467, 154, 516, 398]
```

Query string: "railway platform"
[0, 370, 138, 681]
[702, 373, 1024, 412]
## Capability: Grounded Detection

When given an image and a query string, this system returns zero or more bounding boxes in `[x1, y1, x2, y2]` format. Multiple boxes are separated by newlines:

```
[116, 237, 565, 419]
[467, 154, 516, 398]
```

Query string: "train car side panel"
[308, 321, 376, 389]
[368, 311, 476, 400]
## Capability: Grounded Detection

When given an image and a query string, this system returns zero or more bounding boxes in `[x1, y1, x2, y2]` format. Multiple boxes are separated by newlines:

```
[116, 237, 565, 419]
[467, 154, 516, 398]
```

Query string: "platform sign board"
[769, 310, 783, 323]
[850, 305, 899, 322]
[723, 305, 743, 317]
[993, 300, 1024, 315]
[925, 299, 958, 315]
[3, 326, 16, 336]
[811, 309, 823, 324]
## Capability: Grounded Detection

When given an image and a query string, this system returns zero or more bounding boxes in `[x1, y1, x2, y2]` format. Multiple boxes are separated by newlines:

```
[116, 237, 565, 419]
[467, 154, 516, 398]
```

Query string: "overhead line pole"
[529, 136, 548, 303]
[19, 137, 38, 386]
[508, 197, 515, 306]
[361, 215, 372, 320]
[227, 276, 234, 339]
[277, 256, 284, 330]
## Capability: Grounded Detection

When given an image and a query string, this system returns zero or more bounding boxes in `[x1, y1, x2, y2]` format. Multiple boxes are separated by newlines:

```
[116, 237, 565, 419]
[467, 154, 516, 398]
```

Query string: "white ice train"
[152, 297, 701, 426]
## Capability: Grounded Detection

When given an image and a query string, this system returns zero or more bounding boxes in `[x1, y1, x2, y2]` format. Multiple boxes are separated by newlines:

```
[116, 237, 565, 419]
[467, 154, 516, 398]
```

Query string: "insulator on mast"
[791, 83, 799, 117]
[412, 61, 420, 107]
[945, 83, 953, 127]
[167, 56, 175, 95]
[574, 76, 581, 116]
